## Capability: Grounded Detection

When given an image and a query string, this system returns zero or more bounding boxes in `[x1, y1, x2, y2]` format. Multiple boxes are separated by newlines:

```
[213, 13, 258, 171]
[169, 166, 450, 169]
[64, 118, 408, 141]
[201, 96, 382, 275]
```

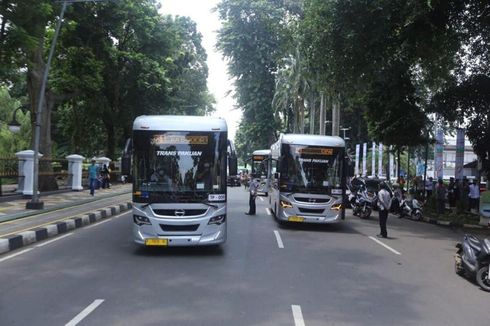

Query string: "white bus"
[269, 134, 346, 224]
[125, 115, 237, 247]
[251, 149, 271, 196]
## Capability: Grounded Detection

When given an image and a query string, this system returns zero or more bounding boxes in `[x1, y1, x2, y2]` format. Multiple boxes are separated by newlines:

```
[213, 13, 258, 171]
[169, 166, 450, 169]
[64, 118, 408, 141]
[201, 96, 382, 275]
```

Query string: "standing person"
[435, 179, 447, 215]
[242, 170, 249, 190]
[245, 178, 260, 215]
[101, 164, 111, 189]
[87, 159, 98, 196]
[377, 182, 391, 238]
[392, 184, 403, 217]
[469, 179, 481, 212]
[460, 178, 470, 211]
[448, 177, 456, 208]
[425, 177, 434, 200]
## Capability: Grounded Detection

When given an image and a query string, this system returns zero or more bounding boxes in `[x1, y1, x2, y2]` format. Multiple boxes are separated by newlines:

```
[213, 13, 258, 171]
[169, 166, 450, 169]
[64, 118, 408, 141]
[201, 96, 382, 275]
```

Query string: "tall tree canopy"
[216, 0, 291, 163]
[0, 0, 214, 161]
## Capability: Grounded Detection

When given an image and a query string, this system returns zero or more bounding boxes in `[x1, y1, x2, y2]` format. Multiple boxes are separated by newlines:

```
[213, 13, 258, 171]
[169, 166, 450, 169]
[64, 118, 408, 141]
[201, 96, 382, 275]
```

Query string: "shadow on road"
[133, 244, 225, 257]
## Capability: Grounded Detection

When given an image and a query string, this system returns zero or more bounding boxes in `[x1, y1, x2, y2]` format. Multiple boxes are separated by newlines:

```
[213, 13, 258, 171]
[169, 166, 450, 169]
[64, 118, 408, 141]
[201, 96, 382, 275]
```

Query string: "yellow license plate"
[145, 238, 168, 246]
[288, 216, 304, 222]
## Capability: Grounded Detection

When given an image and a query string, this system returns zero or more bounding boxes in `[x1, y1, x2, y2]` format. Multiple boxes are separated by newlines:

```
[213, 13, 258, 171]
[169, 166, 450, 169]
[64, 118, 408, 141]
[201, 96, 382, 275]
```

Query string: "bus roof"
[133, 115, 228, 132]
[279, 134, 345, 147]
[252, 149, 271, 155]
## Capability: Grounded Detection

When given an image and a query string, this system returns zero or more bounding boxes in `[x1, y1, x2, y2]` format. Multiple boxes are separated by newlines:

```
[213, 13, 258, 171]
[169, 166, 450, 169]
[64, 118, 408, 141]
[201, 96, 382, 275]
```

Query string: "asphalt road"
[0, 186, 489, 326]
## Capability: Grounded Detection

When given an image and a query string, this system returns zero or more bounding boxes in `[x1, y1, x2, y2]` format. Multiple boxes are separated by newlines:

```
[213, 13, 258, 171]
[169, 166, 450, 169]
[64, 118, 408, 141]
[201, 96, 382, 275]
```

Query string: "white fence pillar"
[67, 154, 85, 191]
[15, 150, 43, 196]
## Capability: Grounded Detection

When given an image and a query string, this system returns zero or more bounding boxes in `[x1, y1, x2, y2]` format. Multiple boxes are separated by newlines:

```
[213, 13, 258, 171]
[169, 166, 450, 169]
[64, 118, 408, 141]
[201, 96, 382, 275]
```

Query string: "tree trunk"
[309, 97, 315, 134]
[319, 93, 325, 135]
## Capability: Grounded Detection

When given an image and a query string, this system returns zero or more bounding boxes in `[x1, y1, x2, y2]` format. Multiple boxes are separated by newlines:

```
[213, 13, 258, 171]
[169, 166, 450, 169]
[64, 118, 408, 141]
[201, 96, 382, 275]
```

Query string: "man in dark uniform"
[245, 178, 260, 215]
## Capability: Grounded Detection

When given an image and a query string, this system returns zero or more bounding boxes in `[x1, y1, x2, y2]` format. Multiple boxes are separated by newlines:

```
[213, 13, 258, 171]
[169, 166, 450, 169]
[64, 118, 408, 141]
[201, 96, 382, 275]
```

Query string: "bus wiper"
[201, 200, 218, 208]
[141, 202, 155, 208]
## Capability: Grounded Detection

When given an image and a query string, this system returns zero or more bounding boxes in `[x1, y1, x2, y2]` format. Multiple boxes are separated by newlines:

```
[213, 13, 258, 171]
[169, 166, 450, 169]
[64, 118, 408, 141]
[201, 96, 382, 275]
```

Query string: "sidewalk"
[0, 183, 132, 255]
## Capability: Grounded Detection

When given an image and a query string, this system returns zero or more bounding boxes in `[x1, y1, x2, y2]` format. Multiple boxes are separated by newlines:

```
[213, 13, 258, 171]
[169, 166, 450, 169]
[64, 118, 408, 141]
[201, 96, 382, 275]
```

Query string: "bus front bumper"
[279, 211, 342, 224]
[133, 224, 226, 247]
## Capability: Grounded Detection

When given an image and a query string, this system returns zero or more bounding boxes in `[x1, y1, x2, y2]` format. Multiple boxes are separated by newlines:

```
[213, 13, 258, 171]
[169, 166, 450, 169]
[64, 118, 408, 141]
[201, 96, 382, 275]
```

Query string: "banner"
[378, 143, 383, 178]
[355, 144, 360, 177]
[434, 128, 444, 180]
[389, 146, 394, 180]
[455, 128, 465, 180]
[362, 143, 367, 177]
[372, 142, 376, 177]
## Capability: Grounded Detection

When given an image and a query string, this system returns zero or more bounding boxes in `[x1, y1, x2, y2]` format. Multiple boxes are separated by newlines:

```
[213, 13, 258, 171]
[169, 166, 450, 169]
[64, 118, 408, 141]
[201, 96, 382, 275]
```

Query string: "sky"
[158, 0, 240, 141]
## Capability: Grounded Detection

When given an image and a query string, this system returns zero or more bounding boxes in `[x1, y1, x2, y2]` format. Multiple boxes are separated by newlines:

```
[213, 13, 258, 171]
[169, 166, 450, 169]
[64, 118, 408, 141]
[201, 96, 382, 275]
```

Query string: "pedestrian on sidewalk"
[245, 178, 260, 215]
[425, 177, 434, 201]
[435, 179, 447, 215]
[88, 159, 99, 196]
[377, 182, 391, 238]
[101, 164, 111, 189]
[469, 179, 480, 212]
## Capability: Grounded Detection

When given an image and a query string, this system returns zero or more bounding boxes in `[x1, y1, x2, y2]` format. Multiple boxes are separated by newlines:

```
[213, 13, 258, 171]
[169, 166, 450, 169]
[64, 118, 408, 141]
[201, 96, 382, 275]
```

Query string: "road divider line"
[368, 236, 401, 255]
[273, 230, 284, 248]
[259, 196, 264, 202]
[65, 299, 104, 326]
[291, 305, 305, 326]
[266, 208, 272, 216]
[36, 233, 73, 247]
[0, 248, 33, 263]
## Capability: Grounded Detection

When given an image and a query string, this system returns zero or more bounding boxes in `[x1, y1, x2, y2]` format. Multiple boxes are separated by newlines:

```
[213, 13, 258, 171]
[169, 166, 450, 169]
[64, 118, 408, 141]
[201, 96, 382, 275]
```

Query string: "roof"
[280, 134, 345, 147]
[252, 149, 271, 155]
[133, 115, 227, 132]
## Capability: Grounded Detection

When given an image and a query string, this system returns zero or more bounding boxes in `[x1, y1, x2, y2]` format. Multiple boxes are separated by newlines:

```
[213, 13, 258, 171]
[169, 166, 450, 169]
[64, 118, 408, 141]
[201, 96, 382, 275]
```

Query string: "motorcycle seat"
[468, 235, 483, 252]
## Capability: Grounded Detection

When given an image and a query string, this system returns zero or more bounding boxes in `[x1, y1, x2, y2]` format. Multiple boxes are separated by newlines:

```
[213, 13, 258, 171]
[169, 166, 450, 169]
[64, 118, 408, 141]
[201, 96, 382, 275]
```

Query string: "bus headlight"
[330, 203, 343, 211]
[208, 214, 226, 225]
[134, 214, 151, 226]
[280, 200, 293, 209]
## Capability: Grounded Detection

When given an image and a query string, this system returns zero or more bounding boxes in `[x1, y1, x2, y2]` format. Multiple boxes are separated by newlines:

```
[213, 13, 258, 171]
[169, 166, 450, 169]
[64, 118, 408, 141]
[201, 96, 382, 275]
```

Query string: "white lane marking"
[0, 248, 33, 263]
[85, 219, 112, 229]
[368, 236, 401, 255]
[273, 230, 284, 249]
[266, 208, 272, 216]
[65, 299, 105, 326]
[35, 233, 73, 247]
[259, 196, 264, 202]
[291, 305, 305, 326]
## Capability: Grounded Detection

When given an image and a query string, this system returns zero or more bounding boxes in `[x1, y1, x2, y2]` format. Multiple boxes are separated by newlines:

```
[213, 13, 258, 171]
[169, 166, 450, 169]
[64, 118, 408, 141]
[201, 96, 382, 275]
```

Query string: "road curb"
[0, 202, 132, 255]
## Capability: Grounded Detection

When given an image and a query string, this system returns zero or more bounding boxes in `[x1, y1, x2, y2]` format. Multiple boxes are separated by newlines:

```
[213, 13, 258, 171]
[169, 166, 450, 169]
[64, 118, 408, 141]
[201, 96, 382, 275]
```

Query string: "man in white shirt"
[377, 182, 392, 238]
[469, 179, 480, 212]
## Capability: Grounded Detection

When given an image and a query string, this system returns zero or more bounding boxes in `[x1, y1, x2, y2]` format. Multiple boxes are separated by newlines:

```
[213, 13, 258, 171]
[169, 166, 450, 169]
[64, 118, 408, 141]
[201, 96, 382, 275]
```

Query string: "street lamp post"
[27, 0, 108, 209]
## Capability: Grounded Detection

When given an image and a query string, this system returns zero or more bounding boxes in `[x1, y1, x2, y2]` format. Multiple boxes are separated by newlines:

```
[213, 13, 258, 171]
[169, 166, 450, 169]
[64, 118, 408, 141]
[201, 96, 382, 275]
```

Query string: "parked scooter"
[455, 234, 490, 292]
[399, 197, 423, 221]
[352, 187, 373, 219]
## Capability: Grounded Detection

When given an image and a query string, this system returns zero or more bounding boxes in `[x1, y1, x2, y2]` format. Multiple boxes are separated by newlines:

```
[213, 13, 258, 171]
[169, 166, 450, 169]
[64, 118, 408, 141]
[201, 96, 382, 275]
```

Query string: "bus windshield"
[133, 130, 227, 203]
[252, 155, 268, 178]
[279, 144, 343, 194]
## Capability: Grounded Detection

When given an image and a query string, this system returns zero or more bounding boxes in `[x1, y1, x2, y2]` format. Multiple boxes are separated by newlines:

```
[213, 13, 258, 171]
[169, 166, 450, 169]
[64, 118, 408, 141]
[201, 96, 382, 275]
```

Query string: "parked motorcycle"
[399, 198, 423, 221]
[352, 188, 373, 219]
[455, 234, 490, 292]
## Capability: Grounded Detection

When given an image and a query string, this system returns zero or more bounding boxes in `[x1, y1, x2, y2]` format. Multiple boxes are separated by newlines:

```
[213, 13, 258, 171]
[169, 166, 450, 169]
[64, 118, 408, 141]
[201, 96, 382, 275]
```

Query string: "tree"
[216, 0, 290, 157]
[430, 75, 490, 182]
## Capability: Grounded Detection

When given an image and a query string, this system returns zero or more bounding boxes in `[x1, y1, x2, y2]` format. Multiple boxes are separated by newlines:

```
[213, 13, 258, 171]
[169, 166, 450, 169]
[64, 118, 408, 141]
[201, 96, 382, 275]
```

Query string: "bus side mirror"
[121, 138, 132, 176]
[227, 139, 237, 176]
[229, 156, 237, 176]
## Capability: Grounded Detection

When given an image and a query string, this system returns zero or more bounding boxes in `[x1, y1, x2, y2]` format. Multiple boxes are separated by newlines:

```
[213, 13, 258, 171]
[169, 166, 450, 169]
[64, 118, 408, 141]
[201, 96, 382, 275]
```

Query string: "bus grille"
[298, 207, 325, 214]
[153, 209, 207, 216]
[160, 224, 200, 232]
[295, 197, 330, 203]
